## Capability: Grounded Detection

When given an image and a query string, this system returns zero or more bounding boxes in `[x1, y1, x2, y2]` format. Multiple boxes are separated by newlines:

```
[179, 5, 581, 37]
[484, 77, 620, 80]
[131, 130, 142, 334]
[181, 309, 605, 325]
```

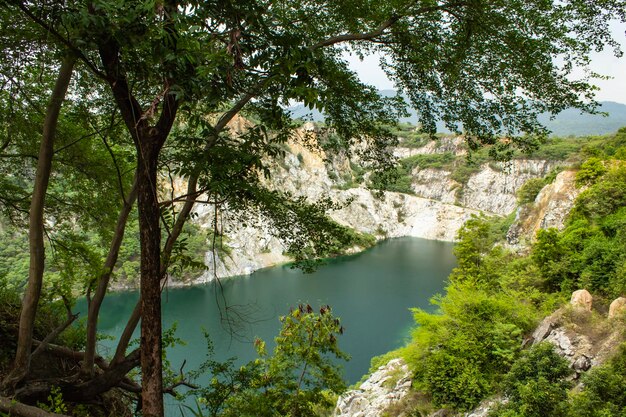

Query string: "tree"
[490, 343, 572, 417]
[191, 304, 348, 417]
[1, 0, 625, 415]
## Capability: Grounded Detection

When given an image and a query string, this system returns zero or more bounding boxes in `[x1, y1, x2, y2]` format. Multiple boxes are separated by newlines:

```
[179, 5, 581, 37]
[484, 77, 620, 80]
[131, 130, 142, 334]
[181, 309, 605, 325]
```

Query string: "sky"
[347, 22, 626, 105]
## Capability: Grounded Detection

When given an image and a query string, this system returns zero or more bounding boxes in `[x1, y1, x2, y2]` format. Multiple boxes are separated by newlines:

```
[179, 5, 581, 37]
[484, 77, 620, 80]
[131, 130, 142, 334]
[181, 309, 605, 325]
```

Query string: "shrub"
[575, 157, 607, 186]
[490, 343, 571, 417]
[569, 345, 626, 417]
[517, 178, 546, 205]
[405, 283, 537, 411]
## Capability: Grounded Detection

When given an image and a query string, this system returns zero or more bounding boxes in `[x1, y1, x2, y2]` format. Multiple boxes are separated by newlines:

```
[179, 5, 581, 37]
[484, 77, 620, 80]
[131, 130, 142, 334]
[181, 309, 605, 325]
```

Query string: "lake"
[80, 237, 456, 410]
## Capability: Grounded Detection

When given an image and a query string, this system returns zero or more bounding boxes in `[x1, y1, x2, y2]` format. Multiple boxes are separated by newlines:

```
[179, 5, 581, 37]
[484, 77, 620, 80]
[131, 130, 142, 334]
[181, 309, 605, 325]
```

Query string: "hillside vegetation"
[368, 127, 626, 416]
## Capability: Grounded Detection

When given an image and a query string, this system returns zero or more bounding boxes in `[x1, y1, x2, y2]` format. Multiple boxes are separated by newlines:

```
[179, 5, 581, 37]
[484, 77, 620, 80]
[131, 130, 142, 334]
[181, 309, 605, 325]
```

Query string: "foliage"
[188, 305, 348, 417]
[569, 344, 626, 417]
[402, 282, 537, 411]
[489, 343, 572, 417]
[0, 0, 625, 413]
[532, 161, 626, 297]
[37, 386, 69, 415]
[0, 283, 85, 369]
[450, 214, 516, 287]
[526, 136, 588, 161]
[575, 157, 607, 186]
[517, 178, 547, 205]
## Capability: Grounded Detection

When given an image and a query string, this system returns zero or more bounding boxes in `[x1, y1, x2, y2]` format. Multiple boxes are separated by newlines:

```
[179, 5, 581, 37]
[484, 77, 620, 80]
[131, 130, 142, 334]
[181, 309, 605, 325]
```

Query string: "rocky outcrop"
[334, 359, 413, 417]
[609, 297, 626, 319]
[459, 160, 554, 215]
[411, 168, 459, 204]
[393, 136, 467, 158]
[570, 289, 593, 312]
[329, 188, 481, 242]
[410, 160, 555, 215]
[529, 306, 623, 375]
[507, 170, 581, 247]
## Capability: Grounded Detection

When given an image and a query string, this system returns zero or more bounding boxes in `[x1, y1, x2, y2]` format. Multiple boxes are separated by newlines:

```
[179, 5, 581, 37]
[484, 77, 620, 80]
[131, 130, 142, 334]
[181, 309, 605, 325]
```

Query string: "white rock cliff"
[184, 130, 562, 283]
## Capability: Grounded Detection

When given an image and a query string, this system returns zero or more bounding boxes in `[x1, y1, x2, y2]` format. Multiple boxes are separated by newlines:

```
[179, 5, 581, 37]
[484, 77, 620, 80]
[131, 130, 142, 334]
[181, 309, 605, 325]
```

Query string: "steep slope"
[186, 125, 562, 283]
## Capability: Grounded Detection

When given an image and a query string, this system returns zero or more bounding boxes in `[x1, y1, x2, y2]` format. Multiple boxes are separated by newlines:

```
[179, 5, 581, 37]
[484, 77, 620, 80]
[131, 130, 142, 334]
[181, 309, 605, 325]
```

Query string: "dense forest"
[1, 0, 626, 416]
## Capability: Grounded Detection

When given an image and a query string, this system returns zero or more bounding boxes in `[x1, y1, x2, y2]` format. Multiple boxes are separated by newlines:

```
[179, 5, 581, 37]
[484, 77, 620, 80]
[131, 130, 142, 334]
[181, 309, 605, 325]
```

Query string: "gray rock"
[334, 359, 413, 417]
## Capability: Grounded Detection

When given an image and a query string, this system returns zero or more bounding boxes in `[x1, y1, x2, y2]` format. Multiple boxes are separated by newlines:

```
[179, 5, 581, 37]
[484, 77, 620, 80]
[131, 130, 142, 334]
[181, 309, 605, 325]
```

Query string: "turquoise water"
[79, 237, 455, 411]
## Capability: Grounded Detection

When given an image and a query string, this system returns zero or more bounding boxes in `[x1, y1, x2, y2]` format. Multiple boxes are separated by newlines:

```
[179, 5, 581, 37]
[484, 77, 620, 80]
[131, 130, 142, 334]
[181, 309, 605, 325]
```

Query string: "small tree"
[490, 343, 572, 417]
[190, 304, 348, 417]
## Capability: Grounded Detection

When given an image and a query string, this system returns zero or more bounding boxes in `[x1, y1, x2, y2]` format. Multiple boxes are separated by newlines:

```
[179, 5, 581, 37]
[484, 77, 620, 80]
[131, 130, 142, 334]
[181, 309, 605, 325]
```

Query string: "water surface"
[81, 237, 455, 409]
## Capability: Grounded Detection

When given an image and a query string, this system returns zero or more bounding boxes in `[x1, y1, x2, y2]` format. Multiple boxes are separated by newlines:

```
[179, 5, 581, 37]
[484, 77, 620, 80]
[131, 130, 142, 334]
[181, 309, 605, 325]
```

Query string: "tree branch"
[0, 396, 70, 417]
[9, 1, 106, 80]
[31, 297, 78, 358]
[310, 15, 402, 49]
[82, 174, 138, 375]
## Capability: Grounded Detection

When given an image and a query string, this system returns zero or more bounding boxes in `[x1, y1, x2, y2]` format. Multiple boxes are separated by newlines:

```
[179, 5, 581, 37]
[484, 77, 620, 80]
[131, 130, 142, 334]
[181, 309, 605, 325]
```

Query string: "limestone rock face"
[411, 168, 459, 204]
[334, 359, 413, 417]
[164, 130, 565, 284]
[609, 297, 626, 319]
[329, 188, 481, 242]
[530, 307, 623, 374]
[393, 136, 467, 158]
[570, 289, 593, 311]
[460, 160, 554, 215]
[506, 170, 581, 248]
[409, 160, 555, 215]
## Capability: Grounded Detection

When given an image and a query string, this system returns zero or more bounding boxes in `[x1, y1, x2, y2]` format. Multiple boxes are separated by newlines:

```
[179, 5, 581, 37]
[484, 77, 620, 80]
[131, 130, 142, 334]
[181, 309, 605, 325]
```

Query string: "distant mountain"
[537, 102, 626, 137]
[288, 91, 626, 137]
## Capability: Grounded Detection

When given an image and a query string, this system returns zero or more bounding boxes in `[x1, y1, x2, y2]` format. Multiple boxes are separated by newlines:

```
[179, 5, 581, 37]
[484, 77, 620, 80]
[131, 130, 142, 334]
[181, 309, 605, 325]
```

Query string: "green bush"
[490, 343, 571, 417]
[569, 345, 626, 417]
[517, 178, 546, 205]
[575, 157, 607, 186]
[189, 305, 348, 417]
[400, 152, 456, 171]
[404, 283, 537, 411]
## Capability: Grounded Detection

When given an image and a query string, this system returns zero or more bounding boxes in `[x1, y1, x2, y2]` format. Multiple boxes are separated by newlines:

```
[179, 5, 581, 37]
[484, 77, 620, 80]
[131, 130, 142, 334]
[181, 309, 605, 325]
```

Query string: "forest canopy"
[0, 0, 625, 416]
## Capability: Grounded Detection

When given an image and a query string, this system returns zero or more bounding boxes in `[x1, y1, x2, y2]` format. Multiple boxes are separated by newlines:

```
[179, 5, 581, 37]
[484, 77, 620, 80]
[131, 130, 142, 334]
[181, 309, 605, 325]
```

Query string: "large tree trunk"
[111, 175, 198, 366]
[3, 54, 76, 390]
[136, 134, 164, 417]
[98, 26, 177, 415]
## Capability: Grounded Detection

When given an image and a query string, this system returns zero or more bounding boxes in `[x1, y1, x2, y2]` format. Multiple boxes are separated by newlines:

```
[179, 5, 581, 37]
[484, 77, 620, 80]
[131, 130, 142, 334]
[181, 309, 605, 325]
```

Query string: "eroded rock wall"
[185, 131, 563, 282]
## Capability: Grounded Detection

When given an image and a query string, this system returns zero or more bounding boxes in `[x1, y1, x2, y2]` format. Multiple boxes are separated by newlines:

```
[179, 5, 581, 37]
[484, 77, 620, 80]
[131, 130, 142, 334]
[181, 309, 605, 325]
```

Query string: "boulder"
[570, 289, 593, 311]
[334, 359, 413, 417]
[609, 297, 626, 319]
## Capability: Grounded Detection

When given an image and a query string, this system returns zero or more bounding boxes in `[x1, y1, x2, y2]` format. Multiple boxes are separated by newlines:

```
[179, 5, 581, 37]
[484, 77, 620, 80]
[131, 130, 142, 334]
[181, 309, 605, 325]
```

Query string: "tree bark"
[3, 53, 76, 390]
[0, 396, 70, 417]
[82, 175, 138, 375]
[136, 133, 165, 417]
[111, 175, 197, 366]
